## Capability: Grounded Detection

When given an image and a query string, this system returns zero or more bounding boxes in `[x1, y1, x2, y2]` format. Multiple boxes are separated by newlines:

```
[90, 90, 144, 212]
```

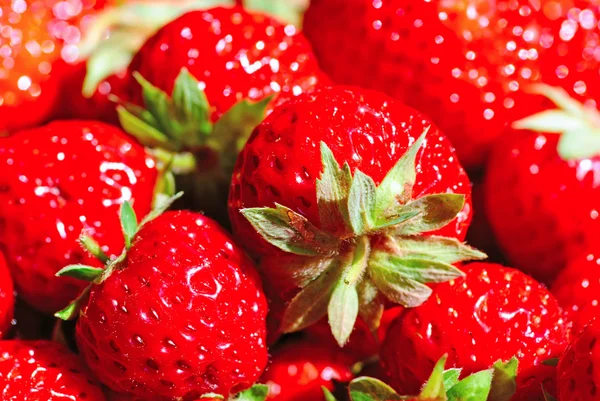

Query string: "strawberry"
[557, 318, 600, 401]
[260, 339, 354, 401]
[0, 340, 107, 400]
[552, 251, 600, 333]
[0, 0, 118, 133]
[56, 203, 269, 400]
[228, 86, 484, 346]
[303, 0, 600, 170]
[0, 252, 14, 339]
[380, 262, 570, 399]
[114, 5, 327, 221]
[484, 85, 600, 283]
[0, 120, 162, 314]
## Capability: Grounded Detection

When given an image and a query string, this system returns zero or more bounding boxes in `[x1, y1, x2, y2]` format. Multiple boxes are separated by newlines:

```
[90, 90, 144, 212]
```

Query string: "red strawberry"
[0, 120, 161, 313]
[58, 207, 268, 400]
[0, 0, 117, 133]
[228, 86, 484, 346]
[484, 85, 600, 283]
[380, 262, 570, 399]
[552, 251, 600, 333]
[0, 340, 107, 400]
[557, 318, 600, 401]
[260, 339, 354, 401]
[0, 252, 14, 338]
[303, 0, 600, 170]
[114, 5, 327, 222]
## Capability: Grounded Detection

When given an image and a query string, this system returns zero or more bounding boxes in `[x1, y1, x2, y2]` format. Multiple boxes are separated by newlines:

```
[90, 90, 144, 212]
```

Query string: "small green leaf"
[395, 236, 487, 265]
[172, 68, 213, 140]
[56, 265, 103, 282]
[420, 356, 448, 400]
[328, 280, 359, 347]
[79, 234, 108, 264]
[375, 130, 427, 219]
[241, 204, 339, 256]
[54, 285, 92, 321]
[391, 193, 465, 235]
[139, 191, 183, 228]
[357, 279, 385, 336]
[232, 384, 269, 401]
[447, 369, 493, 401]
[512, 110, 584, 133]
[369, 260, 433, 308]
[557, 129, 600, 161]
[261, 255, 334, 289]
[322, 387, 339, 401]
[348, 170, 376, 235]
[443, 369, 462, 391]
[349, 377, 402, 401]
[488, 358, 518, 401]
[317, 142, 353, 234]
[134, 72, 177, 139]
[373, 210, 421, 230]
[117, 105, 175, 150]
[281, 259, 344, 333]
[120, 201, 138, 249]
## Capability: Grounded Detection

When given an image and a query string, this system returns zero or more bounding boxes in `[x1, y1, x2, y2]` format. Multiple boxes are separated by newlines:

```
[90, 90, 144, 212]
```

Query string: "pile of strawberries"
[1, 0, 600, 400]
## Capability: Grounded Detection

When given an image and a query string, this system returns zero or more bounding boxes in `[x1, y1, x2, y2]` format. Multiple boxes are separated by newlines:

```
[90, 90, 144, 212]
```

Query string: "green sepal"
[55, 265, 104, 282]
[241, 204, 340, 256]
[443, 369, 462, 390]
[139, 191, 183, 228]
[357, 279, 385, 337]
[231, 384, 269, 401]
[392, 236, 487, 265]
[446, 369, 493, 401]
[260, 255, 333, 289]
[280, 259, 344, 334]
[348, 170, 377, 235]
[374, 130, 427, 221]
[120, 201, 138, 250]
[317, 142, 353, 235]
[512, 84, 600, 161]
[488, 358, 518, 401]
[322, 387, 339, 401]
[389, 193, 465, 236]
[420, 355, 448, 400]
[348, 377, 402, 401]
[55, 285, 92, 321]
[79, 234, 109, 264]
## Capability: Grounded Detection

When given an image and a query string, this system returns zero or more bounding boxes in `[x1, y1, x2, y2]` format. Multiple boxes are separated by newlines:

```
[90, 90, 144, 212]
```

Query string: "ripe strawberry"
[557, 318, 600, 401]
[0, 252, 14, 339]
[0, 0, 117, 133]
[484, 85, 600, 283]
[552, 251, 600, 333]
[0, 120, 161, 314]
[261, 339, 354, 401]
[303, 0, 600, 170]
[115, 5, 327, 222]
[228, 86, 484, 346]
[0, 340, 107, 400]
[380, 263, 570, 399]
[58, 207, 268, 400]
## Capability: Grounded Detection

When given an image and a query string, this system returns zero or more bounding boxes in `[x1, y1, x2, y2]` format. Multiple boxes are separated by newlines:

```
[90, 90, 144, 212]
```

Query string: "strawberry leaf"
[117, 104, 174, 150]
[55, 265, 103, 282]
[488, 358, 518, 401]
[120, 201, 138, 250]
[443, 369, 462, 390]
[242, 204, 340, 256]
[447, 369, 493, 401]
[394, 236, 487, 265]
[357, 279, 385, 336]
[135, 72, 177, 140]
[54, 285, 92, 321]
[328, 281, 359, 346]
[232, 384, 269, 401]
[374, 129, 427, 220]
[390, 193, 465, 235]
[322, 387, 339, 401]
[348, 170, 376, 235]
[79, 234, 109, 264]
[370, 251, 464, 284]
[349, 377, 402, 401]
[317, 142, 353, 234]
[139, 191, 183, 228]
[281, 259, 344, 333]
[171, 68, 213, 142]
[369, 260, 432, 307]
[420, 355, 448, 400]
[261, 255, 335, 289]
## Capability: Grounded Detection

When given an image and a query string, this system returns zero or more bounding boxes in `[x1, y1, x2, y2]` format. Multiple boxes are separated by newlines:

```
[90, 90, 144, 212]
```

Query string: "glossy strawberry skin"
[552, 252, 600, 333]
[303, 0, 600, 170]
[0, 121, 157, 314]
[76, 211, 268, 400]
[124, 6, 327, 121]
[484, 130, 600, 283]
[0, 253, 14, 339]
[0, 0, 114, 133]
[0, 340, 107, 400]
[260, 339, 354, 401]
[381, 263, 570, 397]
[229, 85, 472, 266]
[558, 318, 600, 401]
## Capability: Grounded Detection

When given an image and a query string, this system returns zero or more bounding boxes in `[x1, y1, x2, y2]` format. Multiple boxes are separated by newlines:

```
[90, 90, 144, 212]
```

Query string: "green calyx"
[117, 68, 271, 178]
[79, 0, 236, 97]
[512, 84, 600, 161]
[200, 384, 269, 401]
[54, 192, 183, 321]
[324, 355, 494, 401]
[241, 129, 486, 346]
